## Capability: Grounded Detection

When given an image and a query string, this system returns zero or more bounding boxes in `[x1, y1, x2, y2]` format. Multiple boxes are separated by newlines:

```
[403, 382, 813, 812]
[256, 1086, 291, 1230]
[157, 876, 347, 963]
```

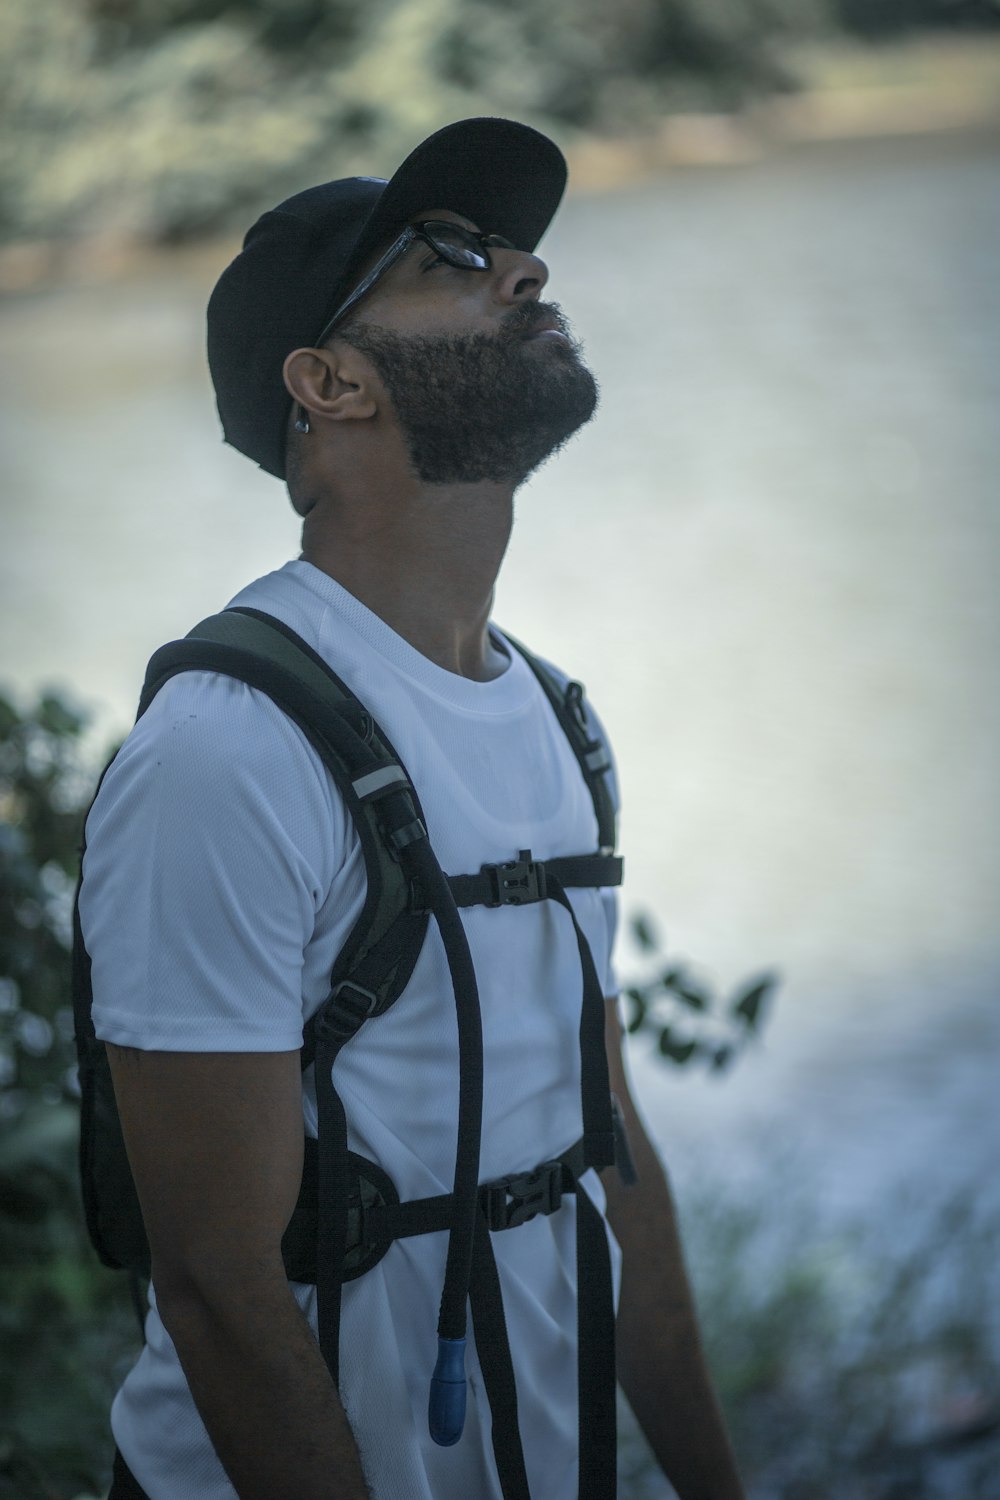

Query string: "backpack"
[72, 606, 632, 1500]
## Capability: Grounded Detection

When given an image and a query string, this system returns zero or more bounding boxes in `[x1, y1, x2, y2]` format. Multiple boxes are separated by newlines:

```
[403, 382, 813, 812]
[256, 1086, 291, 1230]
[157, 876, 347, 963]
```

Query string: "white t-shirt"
[80, 560, 622, 1500]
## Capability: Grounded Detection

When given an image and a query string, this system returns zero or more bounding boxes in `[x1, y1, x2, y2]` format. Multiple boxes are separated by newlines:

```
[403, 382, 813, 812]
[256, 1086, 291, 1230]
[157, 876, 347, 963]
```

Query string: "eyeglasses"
[315, 220, 518, 344]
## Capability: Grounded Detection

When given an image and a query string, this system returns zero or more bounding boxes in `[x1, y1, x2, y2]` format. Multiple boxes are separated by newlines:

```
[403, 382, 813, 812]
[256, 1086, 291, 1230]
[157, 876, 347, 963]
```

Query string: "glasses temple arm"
[314, 225, 416, 345]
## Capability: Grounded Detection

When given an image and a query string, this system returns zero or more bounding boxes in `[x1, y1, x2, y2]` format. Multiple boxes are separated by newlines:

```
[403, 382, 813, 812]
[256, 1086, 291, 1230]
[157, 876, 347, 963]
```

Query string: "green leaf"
[623, 987, 647, 1034]
[630, 912, 660, 953]
[37, 696, 86, 740]
[730, 974, 779, 1032]
[0, 696, 19, 740]
[673, 981, 710, 1012]
[657, 1027, 699, 1065]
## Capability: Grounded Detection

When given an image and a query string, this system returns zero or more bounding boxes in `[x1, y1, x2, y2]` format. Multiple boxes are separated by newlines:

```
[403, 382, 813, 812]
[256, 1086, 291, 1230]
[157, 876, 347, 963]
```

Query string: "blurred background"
[2, 1, 1000, 1496]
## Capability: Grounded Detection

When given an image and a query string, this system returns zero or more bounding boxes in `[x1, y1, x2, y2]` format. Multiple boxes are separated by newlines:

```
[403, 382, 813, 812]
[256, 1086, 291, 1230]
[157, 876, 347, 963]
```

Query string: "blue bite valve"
[428, 1336, 467, 1446]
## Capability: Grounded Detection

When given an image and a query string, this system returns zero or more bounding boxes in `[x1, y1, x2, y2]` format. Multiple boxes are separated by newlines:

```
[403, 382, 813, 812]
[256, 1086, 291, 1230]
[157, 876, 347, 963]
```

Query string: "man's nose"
[492, 248, 549, 305]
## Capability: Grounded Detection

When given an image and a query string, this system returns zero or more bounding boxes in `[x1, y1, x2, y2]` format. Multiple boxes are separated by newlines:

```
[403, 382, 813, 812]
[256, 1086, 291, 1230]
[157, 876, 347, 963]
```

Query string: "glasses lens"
[423, 222, 490, 269]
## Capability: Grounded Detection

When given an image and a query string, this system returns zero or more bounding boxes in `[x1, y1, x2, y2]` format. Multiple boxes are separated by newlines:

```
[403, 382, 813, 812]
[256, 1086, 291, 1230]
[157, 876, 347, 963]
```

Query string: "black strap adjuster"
[481, 1160, 564, 1231]
[314, 980, 380, 1044]
[485, 849, 546, 906]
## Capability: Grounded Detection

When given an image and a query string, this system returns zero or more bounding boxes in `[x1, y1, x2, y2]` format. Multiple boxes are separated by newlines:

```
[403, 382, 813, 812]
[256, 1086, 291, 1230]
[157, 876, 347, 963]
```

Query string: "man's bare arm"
[600, 1000, 746, 1500]
[106, 1044, 371, 1500]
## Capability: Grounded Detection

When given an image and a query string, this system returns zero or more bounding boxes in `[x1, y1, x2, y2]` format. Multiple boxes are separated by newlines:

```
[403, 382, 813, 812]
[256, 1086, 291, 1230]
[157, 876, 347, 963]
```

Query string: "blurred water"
[1, 128, 998, 1230]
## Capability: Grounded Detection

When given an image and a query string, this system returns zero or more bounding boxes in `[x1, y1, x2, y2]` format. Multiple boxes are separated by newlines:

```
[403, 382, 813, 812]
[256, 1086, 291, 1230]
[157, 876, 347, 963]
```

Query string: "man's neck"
[299, 478, 515, 682]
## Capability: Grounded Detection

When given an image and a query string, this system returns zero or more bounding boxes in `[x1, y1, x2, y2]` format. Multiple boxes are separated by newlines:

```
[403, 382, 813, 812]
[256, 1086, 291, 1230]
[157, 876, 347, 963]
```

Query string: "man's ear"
[282, 345, 378, 425]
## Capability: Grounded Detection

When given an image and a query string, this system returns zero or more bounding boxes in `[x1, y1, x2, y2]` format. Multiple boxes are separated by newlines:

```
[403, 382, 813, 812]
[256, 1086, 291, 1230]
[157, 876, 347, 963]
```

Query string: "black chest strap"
[446, 850, 623, 910]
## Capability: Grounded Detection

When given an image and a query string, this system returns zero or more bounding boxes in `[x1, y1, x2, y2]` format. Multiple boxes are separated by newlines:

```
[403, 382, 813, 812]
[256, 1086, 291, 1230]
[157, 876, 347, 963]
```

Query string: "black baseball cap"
[206, 117, 567, 481]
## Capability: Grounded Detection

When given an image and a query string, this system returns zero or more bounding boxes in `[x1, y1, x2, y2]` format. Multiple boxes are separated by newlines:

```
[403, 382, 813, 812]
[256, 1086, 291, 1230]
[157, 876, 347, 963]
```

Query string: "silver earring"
[294, 405, 310, 434]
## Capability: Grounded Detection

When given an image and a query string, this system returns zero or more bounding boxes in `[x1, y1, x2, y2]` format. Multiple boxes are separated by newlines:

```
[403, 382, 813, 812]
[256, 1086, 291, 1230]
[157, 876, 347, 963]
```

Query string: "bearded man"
[79, 117, 745, 1500]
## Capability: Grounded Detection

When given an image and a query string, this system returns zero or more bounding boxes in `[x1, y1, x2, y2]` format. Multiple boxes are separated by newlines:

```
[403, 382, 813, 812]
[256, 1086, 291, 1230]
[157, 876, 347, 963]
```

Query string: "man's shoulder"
[83, 664, 349, 918]
[223, 560, 328, 653]
[121, 558, 336, 786]
[496, 631, 618, 746]
[494, 630, 621, 814]
[104, 666, 338, 822]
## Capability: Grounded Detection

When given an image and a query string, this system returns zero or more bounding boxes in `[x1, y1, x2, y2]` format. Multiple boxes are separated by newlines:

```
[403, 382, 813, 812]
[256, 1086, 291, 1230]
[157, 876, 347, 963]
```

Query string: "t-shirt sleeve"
[80, 670, 347, 1052]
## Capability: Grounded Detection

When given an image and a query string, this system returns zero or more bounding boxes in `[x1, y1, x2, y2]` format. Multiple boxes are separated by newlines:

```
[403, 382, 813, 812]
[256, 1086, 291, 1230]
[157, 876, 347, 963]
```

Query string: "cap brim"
[319, 117, 567, 334]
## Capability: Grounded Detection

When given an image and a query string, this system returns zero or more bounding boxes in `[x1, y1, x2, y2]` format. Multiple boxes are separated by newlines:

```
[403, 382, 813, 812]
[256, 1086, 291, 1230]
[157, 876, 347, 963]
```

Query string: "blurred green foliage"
[619, 1179, 1000, 1498]
[1, 0, 997, 246]
[0, 691, 134, 1500]
[696, 1194, 999, 1476]
[622, 910, 779, 1073]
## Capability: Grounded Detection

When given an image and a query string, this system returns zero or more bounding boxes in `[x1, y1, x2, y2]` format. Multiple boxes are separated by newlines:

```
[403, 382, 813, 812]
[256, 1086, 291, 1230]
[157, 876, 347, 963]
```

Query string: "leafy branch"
[622, 911, 779, 1073]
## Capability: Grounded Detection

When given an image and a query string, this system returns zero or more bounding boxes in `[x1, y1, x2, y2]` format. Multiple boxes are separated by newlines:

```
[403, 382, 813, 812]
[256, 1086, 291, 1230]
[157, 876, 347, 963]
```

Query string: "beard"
[335, 302, 599, 486]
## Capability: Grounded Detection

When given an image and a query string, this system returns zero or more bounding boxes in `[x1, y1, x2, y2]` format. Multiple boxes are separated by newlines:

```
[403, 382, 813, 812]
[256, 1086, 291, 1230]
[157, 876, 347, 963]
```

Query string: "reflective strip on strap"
[351, 765, 409, 800]
[584, 747, 609, 772]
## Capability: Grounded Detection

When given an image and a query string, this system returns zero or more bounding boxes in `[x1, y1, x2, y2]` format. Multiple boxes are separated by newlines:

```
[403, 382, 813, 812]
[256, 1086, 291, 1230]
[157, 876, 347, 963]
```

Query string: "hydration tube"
[404, 837, 485, 1446]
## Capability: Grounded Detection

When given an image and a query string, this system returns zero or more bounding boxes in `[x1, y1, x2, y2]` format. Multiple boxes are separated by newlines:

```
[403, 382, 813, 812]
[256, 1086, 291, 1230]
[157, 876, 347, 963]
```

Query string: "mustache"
[500, 301, 574, 340]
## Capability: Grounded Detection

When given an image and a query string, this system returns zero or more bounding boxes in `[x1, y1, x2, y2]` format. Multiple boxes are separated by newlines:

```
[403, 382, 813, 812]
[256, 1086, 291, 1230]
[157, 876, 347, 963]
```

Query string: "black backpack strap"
[157, 606, 432, 1063]
[79, 608, 434, 1293]
[73, 749, 153, 1283]
[572, 1174, 618, 1496]
[469, 1147, 617, 1500]
[501, 636, 618, 856]
[151, 610, 487, 1446]
[445, 851, 622, 911]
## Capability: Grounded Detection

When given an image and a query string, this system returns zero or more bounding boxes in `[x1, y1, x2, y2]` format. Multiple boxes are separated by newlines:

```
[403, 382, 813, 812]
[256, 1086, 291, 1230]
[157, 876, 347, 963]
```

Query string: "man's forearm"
[602, 1117, 745, 1500]
[156, 1261, 370, 1500]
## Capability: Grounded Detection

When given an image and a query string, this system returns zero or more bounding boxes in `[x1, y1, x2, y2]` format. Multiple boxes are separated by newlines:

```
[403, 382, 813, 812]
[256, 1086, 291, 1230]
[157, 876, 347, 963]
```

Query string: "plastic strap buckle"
[485, 849, 546, 907]
[481, 1160, 563, 1231]
[314, 980, 380, 1043]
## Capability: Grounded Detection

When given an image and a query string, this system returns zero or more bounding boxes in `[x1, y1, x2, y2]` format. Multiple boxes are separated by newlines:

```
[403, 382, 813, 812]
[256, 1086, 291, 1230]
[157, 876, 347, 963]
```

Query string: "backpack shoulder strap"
[142, 606, 430, 1063]
[75, 604, 432, 1274]
[502, 635, 618, 855]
